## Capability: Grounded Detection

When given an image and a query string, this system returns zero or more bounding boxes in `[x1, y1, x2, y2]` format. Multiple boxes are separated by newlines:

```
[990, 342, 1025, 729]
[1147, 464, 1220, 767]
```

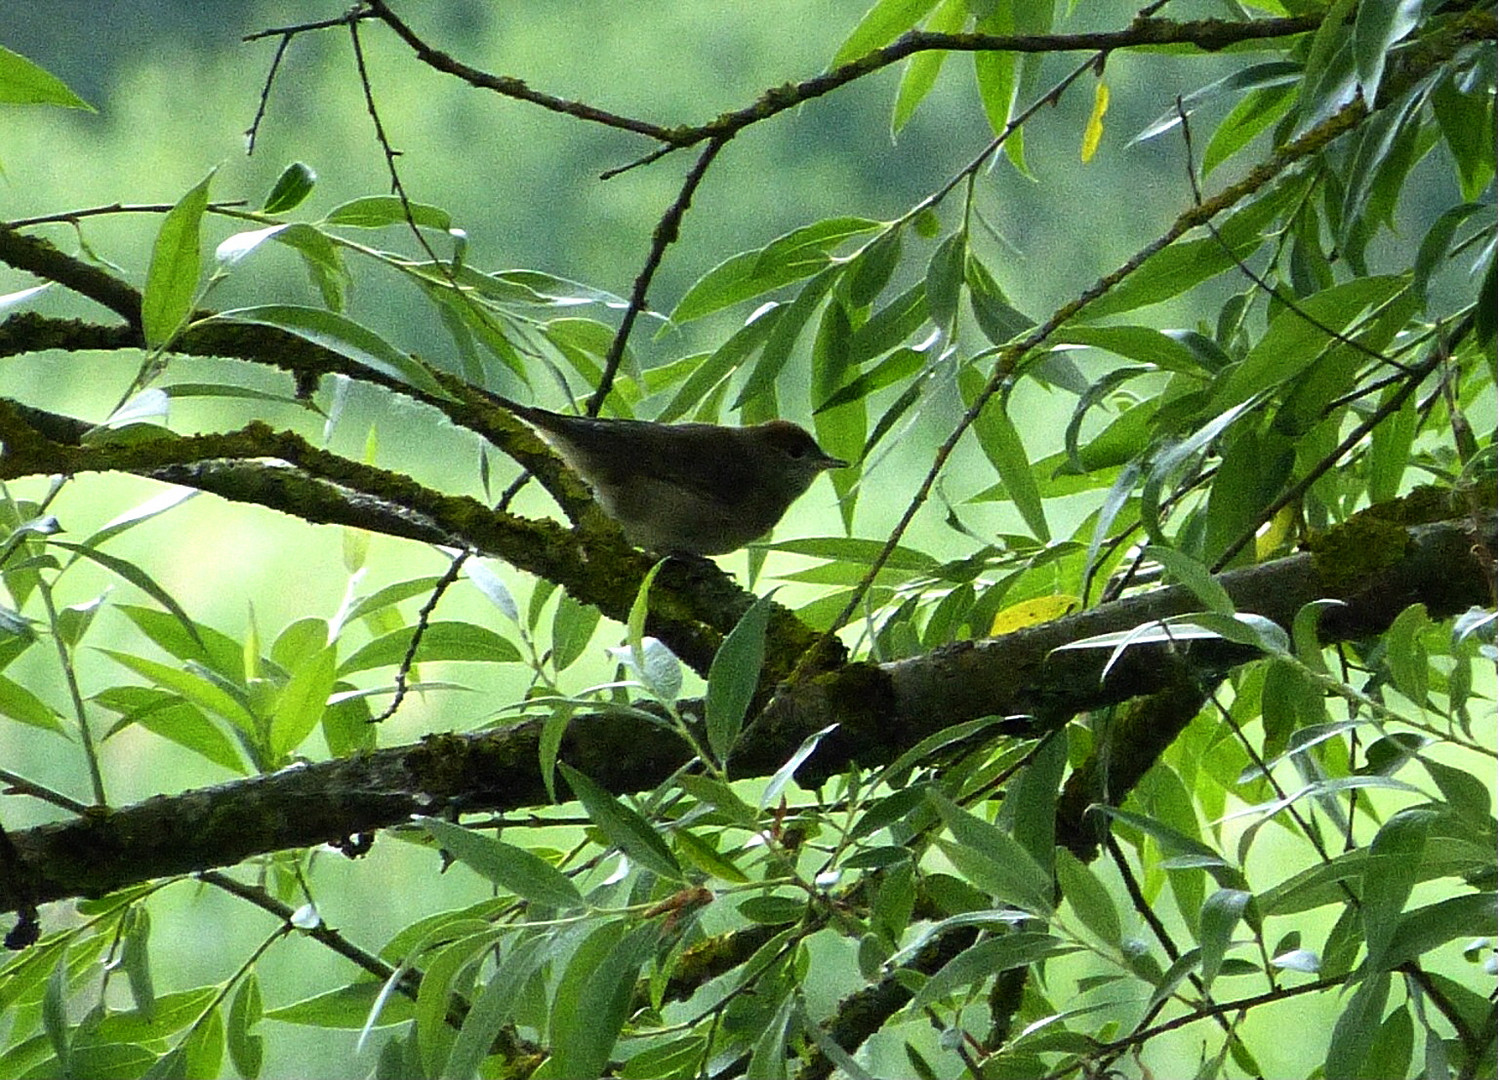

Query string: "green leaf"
[705, 593, 775, 765]
[1203, 82, 1297, 178]
[1381, 892, 1498, 969]
[961, 372, 1049, 542]
[674, 827, 749, 883]
[0, 674, 65, 735]
[656, 309, 780, 422]
[1357, 1003, 1413, 1080]
[1299, 0, 1359, 132]
[848, 282, 929, 361]
[733, 264, 842, 411]
[1211, 276, 1409, 412]
[880, 721, 1006, 789]
[1056, 848, 1121, 946]
[560, 763, 683, 881]
[746, 992, 795, 1080]
[966, 255, 1032, 344]
[227, 974, 264, 1080]
[1146, 545, 1234, 615]
[891, 0, 965, 133]
[830, 0, 941, 68]
[1361, 808, 1431, 967]
[182, 1007, 225, 1080]
[760, 724, 837, 810]
[1133, 61, 1301, 145]
[342, 577, 445, 624]
[544, 924, 656, 1080]
[551, 594, 600, 673]
[1422, 758, 1491, 818]
[1079, 191, 1287, 321]
[676, 773, 760, 828]
[416, 930, 502, 1075]
[415, 817, 584, 909]
[1431, 71, 1496, 201]
[850, 785, 928, 841]
[1366, 384, 1418, 503]
[1055, 325, 1209, 376]
[98, 650, 258, 737]
[101, 687, 251, 774]
[973, 10, 1017, 139]
[817, 346, 926, 413]
[739, 895, 808, 925]
[1143, 946, 1204, 1014]
[620, 1037, 708, 1080]
[1413, 202, 1488, 306]
[87, 987, 218, 1043]
[672, 218, 878, 324]
[615, 635, 683, 704]
[270, 642, 336, 759]
[626, 561, 667, 682]
[1197, 888, 1252, 990]
[262, 162, 316, 214]
[929, 792, 1053, 914]
[142, 169, 216, 349]
[909, 933, 1076, 1011]
[117, 906, 156, 1020]
[0, 46, 93, 108]
[1384, 603, 1430, 705]
[845, 228, 903, 309]
[924, 233, 965, 331]
[41, 948, 69, 1072]
[204, 305, 457, 401]
[1004, 731, 1065, 872]
[439, 935, 551, 1080]
[763, 535, 940, 572]
[1260, 659, 1325, 763]
[1325, 971, 1391, 1080]
[337, 621, 522, 676]
[1139, 397, 1260, 544]
[322, 195, 452, 231]
[1095, 807, 1239, 886]
[1352, 0, 1420, 101]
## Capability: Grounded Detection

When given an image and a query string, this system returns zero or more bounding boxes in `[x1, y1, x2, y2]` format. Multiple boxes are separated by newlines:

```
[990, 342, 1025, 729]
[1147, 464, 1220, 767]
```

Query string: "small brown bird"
[499, 398, 847, 555]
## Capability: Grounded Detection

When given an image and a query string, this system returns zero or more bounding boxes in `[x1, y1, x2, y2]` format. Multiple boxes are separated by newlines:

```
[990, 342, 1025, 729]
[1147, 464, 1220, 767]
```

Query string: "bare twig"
[352, 0, 1321, 160]
[370, 548, 470, 724]
[589, 136, 728, 417]
[1173, 98, 1415, 376]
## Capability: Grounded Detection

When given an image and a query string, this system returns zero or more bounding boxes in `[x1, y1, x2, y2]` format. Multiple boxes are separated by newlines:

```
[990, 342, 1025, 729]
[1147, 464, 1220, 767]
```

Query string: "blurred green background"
[0, 3, 1476, 1076]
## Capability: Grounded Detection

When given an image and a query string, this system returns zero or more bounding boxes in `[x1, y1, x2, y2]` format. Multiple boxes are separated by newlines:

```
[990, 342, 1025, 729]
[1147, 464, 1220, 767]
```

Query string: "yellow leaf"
[991, 595, 1079, 636]
[1081, 82, 1109, 163]
[1255, 503, 1298, 561]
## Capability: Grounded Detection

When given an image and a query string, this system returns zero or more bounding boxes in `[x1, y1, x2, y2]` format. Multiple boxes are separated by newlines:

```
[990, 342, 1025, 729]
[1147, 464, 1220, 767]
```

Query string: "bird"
[495, 397, 848, 555]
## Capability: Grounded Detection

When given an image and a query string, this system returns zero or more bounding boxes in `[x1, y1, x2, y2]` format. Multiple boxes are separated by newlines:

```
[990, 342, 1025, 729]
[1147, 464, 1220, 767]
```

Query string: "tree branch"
[358, 4, 1325, 153]
[0, 514, 1487, 915]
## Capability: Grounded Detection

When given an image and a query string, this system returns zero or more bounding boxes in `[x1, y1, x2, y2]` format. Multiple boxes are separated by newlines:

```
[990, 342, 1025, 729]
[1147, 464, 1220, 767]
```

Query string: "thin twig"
[244, 30, 295, 153]
[589, 136, 728, 417]
[1173, 98, 1414, 375]
[371, 548, 470, 723]
[201, 870, 417, 996]
[352, 0, 1321, 160]
[1042, 974, 1346, 1078]
[6, 202, 250, 229]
